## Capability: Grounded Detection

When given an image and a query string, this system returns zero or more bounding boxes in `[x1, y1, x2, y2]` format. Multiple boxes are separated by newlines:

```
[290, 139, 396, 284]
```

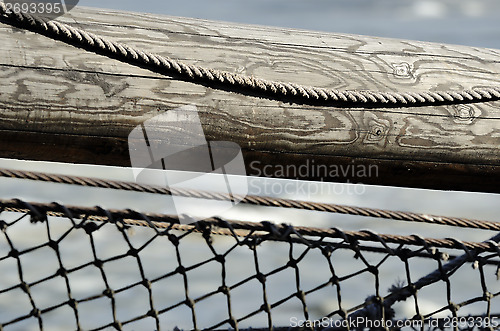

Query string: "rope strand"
[1, 198, 499, 252]
[1, 2, 499, 107]
[1, 167, 499, 231]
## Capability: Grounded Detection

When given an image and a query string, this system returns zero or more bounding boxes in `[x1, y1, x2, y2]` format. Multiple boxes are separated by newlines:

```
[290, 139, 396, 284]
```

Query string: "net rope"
[0, 167, 498, 232]
[1, 171, 500, 330]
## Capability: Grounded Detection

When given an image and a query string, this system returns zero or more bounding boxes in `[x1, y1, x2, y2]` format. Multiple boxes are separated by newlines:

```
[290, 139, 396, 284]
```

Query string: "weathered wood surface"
[0, 7, 499, 192]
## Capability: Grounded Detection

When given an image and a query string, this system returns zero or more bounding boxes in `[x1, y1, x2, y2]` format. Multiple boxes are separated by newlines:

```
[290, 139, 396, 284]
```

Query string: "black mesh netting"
[1, 200, 500, 331]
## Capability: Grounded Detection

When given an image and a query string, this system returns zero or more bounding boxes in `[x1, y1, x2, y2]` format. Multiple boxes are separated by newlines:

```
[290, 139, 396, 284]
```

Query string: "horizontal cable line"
[1, 199, 499, 253]
[1, 167, 499, 231]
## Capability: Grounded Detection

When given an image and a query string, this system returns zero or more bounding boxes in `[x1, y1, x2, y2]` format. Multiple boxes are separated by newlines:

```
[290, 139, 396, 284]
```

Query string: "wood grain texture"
[0, 6, 499, 192]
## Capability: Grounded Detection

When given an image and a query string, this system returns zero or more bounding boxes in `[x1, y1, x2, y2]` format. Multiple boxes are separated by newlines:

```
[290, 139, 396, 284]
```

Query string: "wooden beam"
[0, 7, 499, 192]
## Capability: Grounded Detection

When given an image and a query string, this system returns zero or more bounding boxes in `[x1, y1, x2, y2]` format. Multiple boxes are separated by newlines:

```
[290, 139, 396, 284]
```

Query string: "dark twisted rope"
[344, 231, 500, 326]
[1, 2, 500, 106]
[1, 199, 499, 253]
[1, 167, 500, 231]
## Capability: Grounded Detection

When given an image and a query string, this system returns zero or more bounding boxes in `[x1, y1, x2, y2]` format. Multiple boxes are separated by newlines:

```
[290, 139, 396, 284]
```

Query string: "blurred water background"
[81, 0, 500, 48]
[1, 0, 500, 330]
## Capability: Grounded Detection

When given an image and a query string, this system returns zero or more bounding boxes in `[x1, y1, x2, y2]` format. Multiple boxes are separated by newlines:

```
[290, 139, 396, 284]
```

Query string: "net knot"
[80, 222, 99, 234]
[448, 302, 460, 313]
[361, 295, 395, 321]
[14, 199, 47, 223]
[103, 288, 115, 298]
[367, 265, 378, 275]
[484, 291, 493, 300]
[94, 259, 104, 268]
[20, 281, 30, 294]
[185, 298, 195, 308]
[256, 272, 266, 284]
[260, 303, 271, 313]
[218, 286, 229, 295]
[48, 240, 58, 250]
[243, 237, 262, 249]
[396, 248, 412, 261]
[262, 221, 294, 239]
[195, 220, 213, 243]
[329, 276, 339, 286]
[296, 290, 306, 302]
[112, 321, 122, 330]
[176, 266, 186, 275]
[142, 279, 152, 290]
[229, 316, 238, 328]
[321, 246, 334, 258]
[215, 254, 225, 264]
[68, 299, 78, 309]
[56, 268, 67, 277]
[8, 249, 19, 259]
[168, 234, 180, 246]
[147, 309, 158, 318]
[30, 308, 41, 318]
[287, 258, 298, 268]
[127, 248, 139, 257]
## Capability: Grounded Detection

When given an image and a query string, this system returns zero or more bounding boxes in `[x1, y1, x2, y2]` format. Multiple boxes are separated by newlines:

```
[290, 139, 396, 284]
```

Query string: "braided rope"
[347, 230, 500, 322]
[1, 2, 500, 106]
[1, 167, 499, 231]
[1, 199, 499, 253]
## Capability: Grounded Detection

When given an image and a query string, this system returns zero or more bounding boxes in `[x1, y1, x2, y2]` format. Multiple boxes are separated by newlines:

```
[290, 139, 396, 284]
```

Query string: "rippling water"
[79, 0, 500, 48]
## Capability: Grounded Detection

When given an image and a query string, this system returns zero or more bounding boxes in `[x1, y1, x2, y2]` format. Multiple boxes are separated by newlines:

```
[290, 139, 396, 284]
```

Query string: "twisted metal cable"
[1, 2, 500, 107]
[1, 167, 499, 231]
[1, 199, 499, 253]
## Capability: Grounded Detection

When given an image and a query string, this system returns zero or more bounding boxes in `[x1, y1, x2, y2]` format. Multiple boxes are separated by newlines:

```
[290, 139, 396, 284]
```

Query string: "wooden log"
[0, 6, 499, 193]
